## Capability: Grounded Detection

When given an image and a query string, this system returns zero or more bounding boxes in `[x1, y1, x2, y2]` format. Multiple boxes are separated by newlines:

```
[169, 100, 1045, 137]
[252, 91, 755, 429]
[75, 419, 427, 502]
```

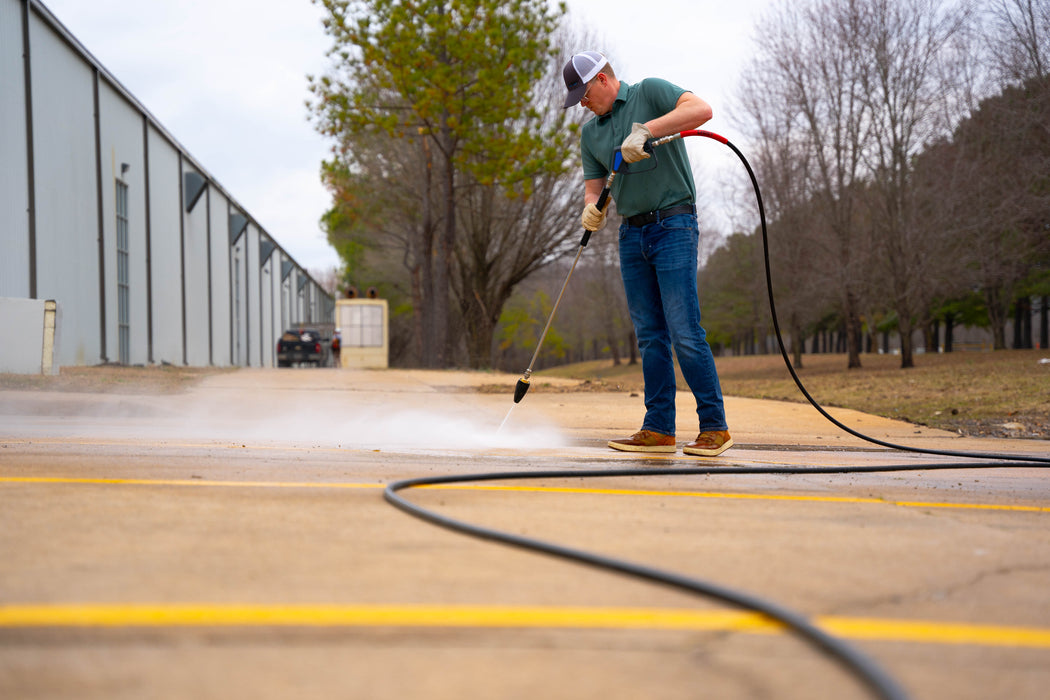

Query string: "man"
[562, 50, 732, 457]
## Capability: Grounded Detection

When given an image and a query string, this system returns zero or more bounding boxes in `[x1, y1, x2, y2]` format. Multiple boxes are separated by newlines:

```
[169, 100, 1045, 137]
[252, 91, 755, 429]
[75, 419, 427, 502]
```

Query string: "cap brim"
[563, 83, 587, 109]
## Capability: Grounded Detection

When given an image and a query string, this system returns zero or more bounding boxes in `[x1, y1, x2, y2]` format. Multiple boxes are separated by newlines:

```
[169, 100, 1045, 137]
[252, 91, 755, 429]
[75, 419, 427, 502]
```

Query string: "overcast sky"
[41, 0, 775, 274]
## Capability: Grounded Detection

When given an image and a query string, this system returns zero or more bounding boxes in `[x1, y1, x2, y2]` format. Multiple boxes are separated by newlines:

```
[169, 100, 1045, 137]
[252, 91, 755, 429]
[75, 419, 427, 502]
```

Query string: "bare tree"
[987, 0, 1050, 83]
[741, 0, 878, 368]
[857, 0, 972, 367]
[735, 62, 827, 367]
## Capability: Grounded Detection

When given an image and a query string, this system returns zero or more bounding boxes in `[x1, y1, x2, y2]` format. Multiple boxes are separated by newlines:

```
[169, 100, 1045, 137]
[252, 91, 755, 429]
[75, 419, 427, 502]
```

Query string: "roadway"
[1, 368, 1048, 699]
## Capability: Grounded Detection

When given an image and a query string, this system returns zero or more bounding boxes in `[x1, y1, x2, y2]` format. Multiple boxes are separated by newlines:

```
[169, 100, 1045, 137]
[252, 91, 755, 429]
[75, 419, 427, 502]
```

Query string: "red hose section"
[680, 129, 728, 144]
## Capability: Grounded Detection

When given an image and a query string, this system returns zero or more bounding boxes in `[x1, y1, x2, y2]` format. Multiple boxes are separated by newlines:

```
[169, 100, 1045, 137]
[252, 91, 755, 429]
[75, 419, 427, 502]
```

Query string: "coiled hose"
[385, 131, 1050, 700]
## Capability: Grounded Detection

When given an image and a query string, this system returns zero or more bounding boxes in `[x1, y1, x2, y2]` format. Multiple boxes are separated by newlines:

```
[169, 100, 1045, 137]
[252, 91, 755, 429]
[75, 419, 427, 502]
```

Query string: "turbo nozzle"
[513, 378, 531, 403]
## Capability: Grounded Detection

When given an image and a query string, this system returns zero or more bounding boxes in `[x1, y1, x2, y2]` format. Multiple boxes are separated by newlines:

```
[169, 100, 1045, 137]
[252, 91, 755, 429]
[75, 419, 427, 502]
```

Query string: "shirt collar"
[597, 81, 631, 124]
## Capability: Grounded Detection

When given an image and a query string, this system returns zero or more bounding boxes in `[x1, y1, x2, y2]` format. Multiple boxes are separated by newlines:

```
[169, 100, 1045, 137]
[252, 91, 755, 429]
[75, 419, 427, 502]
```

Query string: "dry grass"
[538, 349, 1050, 439]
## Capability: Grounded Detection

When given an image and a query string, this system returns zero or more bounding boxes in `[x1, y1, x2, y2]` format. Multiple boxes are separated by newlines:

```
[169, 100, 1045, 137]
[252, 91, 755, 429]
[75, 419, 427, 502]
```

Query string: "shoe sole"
[682, 438, 734, 457]
[608, 441, 676, 453]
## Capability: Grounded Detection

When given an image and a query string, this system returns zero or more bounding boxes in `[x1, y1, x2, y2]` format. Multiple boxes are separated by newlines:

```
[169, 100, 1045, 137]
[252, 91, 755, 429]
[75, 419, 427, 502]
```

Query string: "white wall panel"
[29, 15, 99, 366]
[209, 192, 232, 366]
[182, 171, 210, 367]
[0, 0, 30, 298]
[260, 254, 275, 366]
[147, 128, 184, 365]
[231, 235, 248, 366]
[279, 256, 291, 334]
[245, 224, 262, 366]
[289, 269, 302, 325]
[98, 81, 148, 365]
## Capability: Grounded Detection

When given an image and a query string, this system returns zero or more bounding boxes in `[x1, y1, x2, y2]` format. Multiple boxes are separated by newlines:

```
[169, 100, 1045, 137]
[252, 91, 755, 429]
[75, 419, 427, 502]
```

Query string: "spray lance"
[511, 149, 625, 405]
[510, 129, 728, 407]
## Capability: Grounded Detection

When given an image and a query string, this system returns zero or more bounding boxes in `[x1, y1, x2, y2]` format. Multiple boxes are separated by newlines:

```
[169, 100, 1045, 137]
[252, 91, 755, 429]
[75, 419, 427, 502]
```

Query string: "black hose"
[383, 132, 1048, 700]
[720, 134, 1048, 466]
[385, 466, 912, 700]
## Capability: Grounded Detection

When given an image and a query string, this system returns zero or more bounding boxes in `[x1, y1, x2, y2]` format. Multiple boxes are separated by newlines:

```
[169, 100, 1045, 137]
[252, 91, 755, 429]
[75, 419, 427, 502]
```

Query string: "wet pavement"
[1, 368, 1048, 699]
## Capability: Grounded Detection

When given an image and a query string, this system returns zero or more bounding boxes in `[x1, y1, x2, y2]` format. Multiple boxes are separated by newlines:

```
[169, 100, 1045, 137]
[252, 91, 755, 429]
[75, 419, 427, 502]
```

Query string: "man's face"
[580, 73, 613, 116]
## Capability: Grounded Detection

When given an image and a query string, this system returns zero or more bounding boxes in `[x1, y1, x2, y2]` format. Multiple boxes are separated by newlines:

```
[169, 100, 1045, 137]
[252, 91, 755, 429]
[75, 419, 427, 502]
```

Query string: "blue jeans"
[618, 212, 727, 436]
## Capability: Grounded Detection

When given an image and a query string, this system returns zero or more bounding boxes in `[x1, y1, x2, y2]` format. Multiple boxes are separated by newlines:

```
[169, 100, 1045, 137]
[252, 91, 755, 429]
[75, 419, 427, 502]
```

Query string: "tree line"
[705, 0, 1049, 369]
[309, 0, 1049, 371]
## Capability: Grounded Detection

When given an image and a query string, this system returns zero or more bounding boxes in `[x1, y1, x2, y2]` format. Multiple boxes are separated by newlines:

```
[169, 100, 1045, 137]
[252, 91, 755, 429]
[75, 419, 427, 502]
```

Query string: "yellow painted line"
[1, 476, 1046, 513]
[0, 604, 776, 632]
[438, 485, 1050, 513]
[1, 603, 1048, 648]
[818, 617, 1050, 648]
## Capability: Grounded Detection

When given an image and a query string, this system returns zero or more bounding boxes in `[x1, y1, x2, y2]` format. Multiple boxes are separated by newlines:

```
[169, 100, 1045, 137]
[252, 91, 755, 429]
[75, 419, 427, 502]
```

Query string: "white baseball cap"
[562, 51, 607, 108]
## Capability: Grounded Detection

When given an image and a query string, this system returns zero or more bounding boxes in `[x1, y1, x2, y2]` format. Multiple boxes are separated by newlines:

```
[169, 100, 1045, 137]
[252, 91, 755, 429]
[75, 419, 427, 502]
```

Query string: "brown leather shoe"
[683, 430, 734, 457]
[608, 429, 676, 453]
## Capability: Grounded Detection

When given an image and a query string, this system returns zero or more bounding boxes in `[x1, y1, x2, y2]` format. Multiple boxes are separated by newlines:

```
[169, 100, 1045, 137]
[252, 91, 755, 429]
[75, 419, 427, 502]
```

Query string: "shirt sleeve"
[638, 77, 687, 115]
[581, 125, 607, 181]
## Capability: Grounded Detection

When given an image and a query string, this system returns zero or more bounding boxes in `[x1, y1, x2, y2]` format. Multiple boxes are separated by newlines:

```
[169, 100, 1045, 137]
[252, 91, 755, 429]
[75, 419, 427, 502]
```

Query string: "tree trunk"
[609, 335, 622, 365]
[414, 136, 434, 367]
[1040, 296, 1049, 350]
[432, 131, 455, 367]
[845, 290, 863, 369]
[409, 263, 424, 366]
[925, 319, 939, 354]
[985, 284, 1008, 350]
[898, 316, 915, 369]
[943, 312, 955, 353]
[790, 313, 804, 370]
[1013, 296, 1032, 349]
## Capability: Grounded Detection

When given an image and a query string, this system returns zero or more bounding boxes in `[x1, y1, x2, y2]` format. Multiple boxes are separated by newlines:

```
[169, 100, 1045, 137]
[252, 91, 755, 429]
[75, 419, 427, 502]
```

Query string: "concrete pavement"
[1, 368, 1048, 699]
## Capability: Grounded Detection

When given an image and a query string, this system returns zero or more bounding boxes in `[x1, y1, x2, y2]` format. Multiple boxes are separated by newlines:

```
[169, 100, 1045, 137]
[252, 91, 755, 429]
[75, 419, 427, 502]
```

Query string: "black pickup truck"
[276, 329, 325, 367]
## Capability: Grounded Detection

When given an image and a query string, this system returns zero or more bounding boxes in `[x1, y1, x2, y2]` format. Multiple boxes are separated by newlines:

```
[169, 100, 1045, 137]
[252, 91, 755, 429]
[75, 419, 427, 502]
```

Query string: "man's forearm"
[644, 93, 713, 138]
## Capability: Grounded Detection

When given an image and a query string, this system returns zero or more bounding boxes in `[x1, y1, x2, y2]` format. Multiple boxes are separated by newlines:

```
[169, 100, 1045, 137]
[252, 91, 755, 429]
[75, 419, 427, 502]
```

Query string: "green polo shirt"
[580, 78, 696, 219]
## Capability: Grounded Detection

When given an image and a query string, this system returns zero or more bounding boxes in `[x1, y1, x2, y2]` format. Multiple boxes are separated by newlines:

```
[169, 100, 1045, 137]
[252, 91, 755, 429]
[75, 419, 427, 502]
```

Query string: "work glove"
[581, 202, 607, 231]
[620, 122, 653, 163]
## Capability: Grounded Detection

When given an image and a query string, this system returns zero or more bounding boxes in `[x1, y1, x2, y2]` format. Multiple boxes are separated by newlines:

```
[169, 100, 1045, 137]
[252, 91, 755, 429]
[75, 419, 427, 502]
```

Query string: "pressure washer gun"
[511, 130, 735, 404]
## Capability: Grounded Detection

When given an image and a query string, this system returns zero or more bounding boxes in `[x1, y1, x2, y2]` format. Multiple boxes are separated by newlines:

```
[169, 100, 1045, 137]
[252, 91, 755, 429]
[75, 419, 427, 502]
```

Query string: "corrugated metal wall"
[1, 0, 333, 368]
[0, 0, 30, 298]
[208, 191, 232, 367]
[245, 223, 261, 367]
[182, 165, 211, 367]
[98, 79, 148, 366]
[30, 17, 100, 366]
[147, 128, 184, 366]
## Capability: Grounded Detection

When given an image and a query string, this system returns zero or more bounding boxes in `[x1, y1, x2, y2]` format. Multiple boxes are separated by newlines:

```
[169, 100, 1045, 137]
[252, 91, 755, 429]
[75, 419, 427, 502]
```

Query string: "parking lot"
[2, 368, 1049, 699]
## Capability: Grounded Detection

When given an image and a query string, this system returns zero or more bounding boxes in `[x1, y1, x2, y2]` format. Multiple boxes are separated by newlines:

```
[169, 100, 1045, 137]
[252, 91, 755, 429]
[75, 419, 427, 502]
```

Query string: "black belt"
[624, 204, 695, 227]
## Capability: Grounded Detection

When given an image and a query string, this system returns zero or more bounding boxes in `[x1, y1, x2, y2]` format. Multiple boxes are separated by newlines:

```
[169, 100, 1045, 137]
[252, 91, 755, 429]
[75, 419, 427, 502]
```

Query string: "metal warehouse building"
[1, 0, 334, 371]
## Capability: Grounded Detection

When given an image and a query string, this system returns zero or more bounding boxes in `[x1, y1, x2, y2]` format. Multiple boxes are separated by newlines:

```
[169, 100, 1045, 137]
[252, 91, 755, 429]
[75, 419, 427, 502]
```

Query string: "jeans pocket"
[651, 216, 699, 269]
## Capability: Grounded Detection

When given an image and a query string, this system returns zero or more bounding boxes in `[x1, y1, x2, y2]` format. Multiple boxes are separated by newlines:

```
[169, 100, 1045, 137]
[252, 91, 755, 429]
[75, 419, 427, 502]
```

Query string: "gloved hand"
[581, 202, 606, 231]
[620, 122, 653, 163]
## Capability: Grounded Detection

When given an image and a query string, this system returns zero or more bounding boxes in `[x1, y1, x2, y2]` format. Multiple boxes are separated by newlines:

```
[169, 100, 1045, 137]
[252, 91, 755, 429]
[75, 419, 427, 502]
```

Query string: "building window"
[116, 179, 130, 365]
